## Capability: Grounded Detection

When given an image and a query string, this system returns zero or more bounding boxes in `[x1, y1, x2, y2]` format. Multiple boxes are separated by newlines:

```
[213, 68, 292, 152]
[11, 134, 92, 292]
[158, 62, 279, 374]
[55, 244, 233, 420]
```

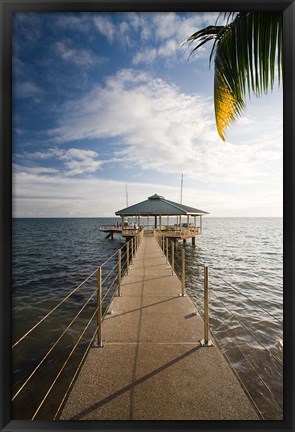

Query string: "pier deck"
[60, 236, 259, 420]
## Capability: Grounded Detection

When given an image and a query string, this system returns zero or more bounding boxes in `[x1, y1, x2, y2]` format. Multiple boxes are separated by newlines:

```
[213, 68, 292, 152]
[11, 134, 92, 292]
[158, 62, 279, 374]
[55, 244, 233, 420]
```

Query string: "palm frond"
[184, 12, 282, 140]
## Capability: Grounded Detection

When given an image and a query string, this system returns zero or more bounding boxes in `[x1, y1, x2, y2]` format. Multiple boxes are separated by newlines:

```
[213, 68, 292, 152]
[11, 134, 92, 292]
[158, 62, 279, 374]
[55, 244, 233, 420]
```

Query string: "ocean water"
[12, 217, 283, 420]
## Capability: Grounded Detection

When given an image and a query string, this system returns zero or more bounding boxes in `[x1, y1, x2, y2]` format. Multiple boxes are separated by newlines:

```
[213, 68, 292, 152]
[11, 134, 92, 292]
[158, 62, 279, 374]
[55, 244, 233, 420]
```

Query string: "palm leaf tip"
[184, 11, 282, 140]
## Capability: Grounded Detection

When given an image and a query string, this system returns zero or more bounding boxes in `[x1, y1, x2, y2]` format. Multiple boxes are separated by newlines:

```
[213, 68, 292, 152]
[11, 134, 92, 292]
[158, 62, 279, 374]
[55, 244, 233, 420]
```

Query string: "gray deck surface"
[60, 235, 259, 420]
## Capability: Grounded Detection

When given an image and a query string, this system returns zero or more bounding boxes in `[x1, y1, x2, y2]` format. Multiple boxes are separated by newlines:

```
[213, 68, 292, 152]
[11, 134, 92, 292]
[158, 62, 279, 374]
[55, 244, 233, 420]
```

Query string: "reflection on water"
[12, 217, 282, 420]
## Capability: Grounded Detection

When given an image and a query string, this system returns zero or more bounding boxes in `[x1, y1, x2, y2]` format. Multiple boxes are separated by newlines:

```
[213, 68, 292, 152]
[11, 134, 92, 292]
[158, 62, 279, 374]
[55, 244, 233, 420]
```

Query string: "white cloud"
[55, 13, 93, 33]
[22, 147, 103, 177]
[132, 48, 158, 65]
[12, 167, 282, 218]
[48, 68, 282, 188]
[12, 12, 282, 218]
[157, 39, 179, 57]
[55, 41, 101, 68]
[14, 81, 44, 99]
[19, 167, 59, 176]
[58, 148, 103, 176]
[92, 15, 132, 46]
[128, 12, 216, 65]
[13, 168, 179, 217]
[93, 15, 115, 42]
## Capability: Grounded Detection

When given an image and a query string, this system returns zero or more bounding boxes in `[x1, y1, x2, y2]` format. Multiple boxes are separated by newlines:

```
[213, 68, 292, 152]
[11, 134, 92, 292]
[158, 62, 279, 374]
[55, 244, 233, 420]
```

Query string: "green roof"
[115, 194, 209, 216]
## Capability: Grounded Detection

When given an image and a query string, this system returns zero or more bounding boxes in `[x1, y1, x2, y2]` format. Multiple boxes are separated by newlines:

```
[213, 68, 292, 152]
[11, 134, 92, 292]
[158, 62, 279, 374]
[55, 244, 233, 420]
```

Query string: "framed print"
[1, 1, 294, 431]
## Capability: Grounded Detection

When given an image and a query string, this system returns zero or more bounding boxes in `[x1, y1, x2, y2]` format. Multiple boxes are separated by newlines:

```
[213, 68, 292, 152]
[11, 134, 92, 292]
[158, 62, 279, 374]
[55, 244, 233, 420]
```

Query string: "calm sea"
[12, 217, 283, 420]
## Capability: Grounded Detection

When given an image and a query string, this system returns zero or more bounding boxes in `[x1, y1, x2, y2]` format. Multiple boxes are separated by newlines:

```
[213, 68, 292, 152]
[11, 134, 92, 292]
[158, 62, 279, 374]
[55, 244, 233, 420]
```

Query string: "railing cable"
[209, 300, 283, 411]
[210, 328, 264, 419]
[100, 249, 120, 268]
[102, 275, 119, 303]
[12, 287, 97, 401]
[175, 250, 282, 326]
[102, 286, 118, 320]
[210, 286, 283, 367]
[101, 261, 118, 286]
[12, 268, 98, 349]
[209, 267, 283, 325]
[31, 307, 98, 419]
[53, 325, 98, 420]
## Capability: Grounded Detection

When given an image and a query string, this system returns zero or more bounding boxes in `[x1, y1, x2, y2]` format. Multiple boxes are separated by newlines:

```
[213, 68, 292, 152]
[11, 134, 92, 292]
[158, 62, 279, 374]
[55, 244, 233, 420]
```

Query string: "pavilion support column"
[167, 215, 169, 227]
[155, 215, 157, 229]
[194, 215, 196, 233]
[159, 214, 162, 231]
[192, 236, 196, 246]
[187, 215, 189, 231]
[200, 215, 203, 234]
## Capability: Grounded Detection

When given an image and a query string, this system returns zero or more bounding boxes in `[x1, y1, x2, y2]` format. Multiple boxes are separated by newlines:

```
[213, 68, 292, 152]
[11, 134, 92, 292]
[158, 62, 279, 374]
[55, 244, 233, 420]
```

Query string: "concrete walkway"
[60, 236, 259, 420]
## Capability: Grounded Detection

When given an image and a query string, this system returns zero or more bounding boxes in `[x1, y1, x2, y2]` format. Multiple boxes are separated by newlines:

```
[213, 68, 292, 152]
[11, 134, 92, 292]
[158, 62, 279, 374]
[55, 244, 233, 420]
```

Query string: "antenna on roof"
[125, 180, 129, 207]
[180, 174, 183, 204]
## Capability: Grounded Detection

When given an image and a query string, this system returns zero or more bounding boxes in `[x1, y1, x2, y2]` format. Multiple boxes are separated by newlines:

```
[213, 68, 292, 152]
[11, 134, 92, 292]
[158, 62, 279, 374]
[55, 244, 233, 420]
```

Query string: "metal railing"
[13, 230, 282, 420]
[99, 224, 122, 231]
[160, 226, 201, 234]
[98, 224, 201, 235]
[12, 230, 143, 420]
[156, 232, 211, 345]
[155, 233, 283, 419]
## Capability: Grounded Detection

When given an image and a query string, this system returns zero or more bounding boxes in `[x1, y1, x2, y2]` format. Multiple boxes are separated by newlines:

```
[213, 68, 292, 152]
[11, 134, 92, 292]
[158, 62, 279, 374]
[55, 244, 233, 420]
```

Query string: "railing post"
[118, 249, 121, 297]
[166, 238, 168, 264]
[181, 249, 186, 296]
[200, 265, 213, 347]
[131, 238, 134, 262]
[126, 242, 129, 275]
[94, 267, 104, 347]
[172, 241, 174, 275]
[204, 265, 209, 342]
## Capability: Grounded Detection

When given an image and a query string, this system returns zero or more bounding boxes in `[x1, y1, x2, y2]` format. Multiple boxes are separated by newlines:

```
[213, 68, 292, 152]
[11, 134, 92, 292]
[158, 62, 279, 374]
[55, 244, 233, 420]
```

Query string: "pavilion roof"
[115, 194, 209, 216]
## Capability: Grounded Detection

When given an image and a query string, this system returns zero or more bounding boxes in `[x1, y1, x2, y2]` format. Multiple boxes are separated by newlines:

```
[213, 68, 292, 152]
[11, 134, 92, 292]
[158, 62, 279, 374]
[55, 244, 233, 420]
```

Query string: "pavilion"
[100, 194, 208, 244]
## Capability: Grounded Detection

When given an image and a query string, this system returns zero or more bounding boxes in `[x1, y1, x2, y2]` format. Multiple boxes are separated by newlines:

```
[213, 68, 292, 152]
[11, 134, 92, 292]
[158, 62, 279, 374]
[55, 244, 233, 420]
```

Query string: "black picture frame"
[1, 1, 294, 431]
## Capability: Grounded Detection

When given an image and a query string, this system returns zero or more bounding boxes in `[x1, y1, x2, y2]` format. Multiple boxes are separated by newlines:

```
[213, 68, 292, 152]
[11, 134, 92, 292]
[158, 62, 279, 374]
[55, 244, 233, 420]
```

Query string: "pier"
[100, 194, 208, 244]
[60, 234, 259, 420]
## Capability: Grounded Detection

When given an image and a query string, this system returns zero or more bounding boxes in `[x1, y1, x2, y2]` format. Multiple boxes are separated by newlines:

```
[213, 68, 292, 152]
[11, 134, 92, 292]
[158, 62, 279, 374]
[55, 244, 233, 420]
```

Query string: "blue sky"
[12, 12, 283, 217]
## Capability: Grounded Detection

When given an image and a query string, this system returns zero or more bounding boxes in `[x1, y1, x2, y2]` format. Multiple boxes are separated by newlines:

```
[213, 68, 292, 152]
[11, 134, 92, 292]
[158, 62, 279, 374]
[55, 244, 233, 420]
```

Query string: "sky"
[12, 12, 283, 217]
